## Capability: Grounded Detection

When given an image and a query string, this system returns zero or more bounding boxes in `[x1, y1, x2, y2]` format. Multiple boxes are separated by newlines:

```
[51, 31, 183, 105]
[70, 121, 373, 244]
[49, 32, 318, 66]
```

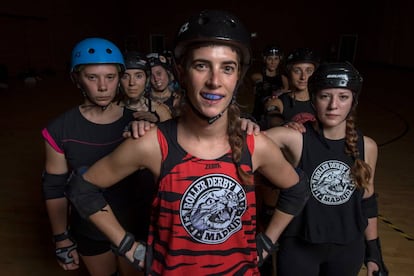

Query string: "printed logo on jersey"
[291, 112, 315, 124]
[310, 160, 355, 205]
[180, 174, 247, 244]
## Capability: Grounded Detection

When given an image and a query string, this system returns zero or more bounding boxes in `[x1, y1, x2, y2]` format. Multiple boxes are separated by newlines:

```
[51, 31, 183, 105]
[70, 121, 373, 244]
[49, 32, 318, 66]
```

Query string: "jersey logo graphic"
[291, 112, 315, 124]
[310, 160, 355, 205]
[180, 174, 247, 244]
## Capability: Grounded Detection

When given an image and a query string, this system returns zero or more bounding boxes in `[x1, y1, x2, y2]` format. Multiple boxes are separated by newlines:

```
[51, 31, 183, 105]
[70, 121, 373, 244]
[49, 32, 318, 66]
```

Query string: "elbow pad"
[42, 171, 69, 199]
[65, 172, 107, 219]
[362, 193, 378, 218]
[276, 169, 310, 216]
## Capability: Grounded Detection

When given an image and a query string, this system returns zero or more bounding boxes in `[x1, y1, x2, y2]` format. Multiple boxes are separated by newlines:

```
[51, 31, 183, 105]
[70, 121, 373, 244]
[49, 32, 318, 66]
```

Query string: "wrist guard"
[365, 238, 389, 276]
[256, 232, 279, 267]
[112, 232, 146, 271]
[54, 230, 77, 264]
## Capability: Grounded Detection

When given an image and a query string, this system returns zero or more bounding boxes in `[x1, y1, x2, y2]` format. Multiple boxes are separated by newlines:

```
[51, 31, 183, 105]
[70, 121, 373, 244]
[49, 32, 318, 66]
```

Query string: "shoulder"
[251, 72, 263, 83]
[45, 107, 80, 131]
[265, 125, 301, 146]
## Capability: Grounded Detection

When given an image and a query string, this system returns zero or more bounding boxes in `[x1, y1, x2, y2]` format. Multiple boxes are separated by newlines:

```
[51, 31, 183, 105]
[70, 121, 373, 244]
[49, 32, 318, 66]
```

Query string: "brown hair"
[178, 42, 253, 185]
[345, 107, 371, 190]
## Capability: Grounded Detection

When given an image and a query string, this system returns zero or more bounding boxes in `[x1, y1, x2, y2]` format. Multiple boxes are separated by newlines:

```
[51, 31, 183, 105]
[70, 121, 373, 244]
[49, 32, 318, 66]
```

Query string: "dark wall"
[1, 0, 413, 78]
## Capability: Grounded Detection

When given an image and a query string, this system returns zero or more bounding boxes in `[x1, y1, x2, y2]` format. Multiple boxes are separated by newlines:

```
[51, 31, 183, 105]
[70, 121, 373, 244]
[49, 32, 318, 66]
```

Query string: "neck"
[125, 97, 147, 111]
[291, 90, 309, 101]
[180, 106, 228, 137]
[151, 88, 171, 102]
[322, 121, 347, 140]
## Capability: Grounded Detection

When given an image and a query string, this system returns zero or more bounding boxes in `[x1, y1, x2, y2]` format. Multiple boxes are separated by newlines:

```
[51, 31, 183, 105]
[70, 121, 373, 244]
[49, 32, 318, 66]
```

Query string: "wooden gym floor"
[0, 63, 413, 275]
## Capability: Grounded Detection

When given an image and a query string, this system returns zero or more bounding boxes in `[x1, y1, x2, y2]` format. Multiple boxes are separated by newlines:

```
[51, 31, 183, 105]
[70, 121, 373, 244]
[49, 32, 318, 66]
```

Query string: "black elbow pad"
[362, 193, 378, 218]
[276, 169, 310, 216]
[42, 171, 69, 199]
[65, 172, 107, 219]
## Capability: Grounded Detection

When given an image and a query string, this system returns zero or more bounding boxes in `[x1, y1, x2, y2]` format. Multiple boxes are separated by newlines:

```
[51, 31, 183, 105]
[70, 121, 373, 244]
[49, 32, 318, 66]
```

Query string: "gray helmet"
[286, 47, 320, 67]
[123, 51, 150, 76]
[308, 61, 363, 98]
[174, 10, 251, 76]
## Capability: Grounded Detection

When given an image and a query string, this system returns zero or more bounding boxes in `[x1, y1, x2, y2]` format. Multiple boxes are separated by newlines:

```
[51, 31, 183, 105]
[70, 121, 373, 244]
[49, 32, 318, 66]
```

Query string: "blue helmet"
[70, 37, 125, 72]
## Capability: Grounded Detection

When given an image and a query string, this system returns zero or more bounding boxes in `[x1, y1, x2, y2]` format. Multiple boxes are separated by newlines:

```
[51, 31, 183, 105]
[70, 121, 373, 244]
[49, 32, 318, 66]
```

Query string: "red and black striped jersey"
[146, 119, 259, 275]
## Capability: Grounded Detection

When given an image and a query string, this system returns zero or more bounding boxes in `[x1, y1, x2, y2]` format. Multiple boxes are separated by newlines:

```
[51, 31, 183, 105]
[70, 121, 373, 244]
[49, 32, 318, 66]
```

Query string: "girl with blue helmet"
[42, 37, 146, 275]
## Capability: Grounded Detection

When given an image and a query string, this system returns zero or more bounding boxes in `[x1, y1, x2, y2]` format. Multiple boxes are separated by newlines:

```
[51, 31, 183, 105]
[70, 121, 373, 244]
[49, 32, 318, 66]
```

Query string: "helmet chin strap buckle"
[207, 112, 224, 124]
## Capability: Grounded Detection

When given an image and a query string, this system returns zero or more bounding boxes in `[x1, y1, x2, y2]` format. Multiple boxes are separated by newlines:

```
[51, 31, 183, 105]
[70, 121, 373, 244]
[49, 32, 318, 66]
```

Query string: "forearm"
[264, 209, 294, 243]
[89, 204, 126, 246]
[45, 197, 69, 234]
[364, 217, 378, 240]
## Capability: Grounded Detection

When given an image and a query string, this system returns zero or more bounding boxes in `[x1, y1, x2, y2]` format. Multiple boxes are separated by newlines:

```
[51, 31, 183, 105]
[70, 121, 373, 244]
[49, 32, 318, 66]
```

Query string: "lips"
[96, 96, 112, 101]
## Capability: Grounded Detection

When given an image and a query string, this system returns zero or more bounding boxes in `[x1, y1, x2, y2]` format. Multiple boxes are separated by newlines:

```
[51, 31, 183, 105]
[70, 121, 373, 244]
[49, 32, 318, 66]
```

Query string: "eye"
[306, 68, 314, 75]
[194, 62, 208, 71]
[223, 65, 236, 74]
[318, 93, 330, 99]
[339, 94, 350, 101]
[107, 74, 116, 80]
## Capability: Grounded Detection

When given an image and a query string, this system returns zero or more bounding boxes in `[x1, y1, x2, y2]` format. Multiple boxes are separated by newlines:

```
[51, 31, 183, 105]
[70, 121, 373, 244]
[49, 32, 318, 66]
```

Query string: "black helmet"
[262, 44, 283, 58]
[123, 51, 150, 75]
[309, 61, 363, 98]
[286, 47, 320, 67]
[174, 10, 251, 75]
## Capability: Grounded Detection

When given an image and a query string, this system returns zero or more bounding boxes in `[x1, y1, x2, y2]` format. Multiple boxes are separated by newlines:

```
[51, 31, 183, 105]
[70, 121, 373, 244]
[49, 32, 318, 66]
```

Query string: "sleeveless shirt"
[146, 119, 259, 275]
[282, 123, 368, 244]
[279, 93, 315, 123]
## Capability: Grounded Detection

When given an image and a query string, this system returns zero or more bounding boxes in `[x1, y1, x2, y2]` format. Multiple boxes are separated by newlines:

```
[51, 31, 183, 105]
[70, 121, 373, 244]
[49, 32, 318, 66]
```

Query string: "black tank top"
[282, 123, 368, 244]
[279, 93, 315, 123]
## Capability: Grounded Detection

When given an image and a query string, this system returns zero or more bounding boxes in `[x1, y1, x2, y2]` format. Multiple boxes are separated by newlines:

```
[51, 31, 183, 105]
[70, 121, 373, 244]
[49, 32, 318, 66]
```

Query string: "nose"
[97, 77, 107, 92]
[129, 76, 136, 86]
[206, 68, 220, 88]
[328, 95, 339, 109]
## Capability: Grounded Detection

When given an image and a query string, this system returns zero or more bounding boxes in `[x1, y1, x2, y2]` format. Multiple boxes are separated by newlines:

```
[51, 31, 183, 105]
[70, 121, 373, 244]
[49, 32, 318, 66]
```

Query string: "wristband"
[53, 230, 71, 243]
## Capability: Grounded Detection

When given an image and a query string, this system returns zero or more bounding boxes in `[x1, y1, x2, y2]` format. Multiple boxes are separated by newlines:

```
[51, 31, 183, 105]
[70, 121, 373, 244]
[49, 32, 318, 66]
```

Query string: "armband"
[276, 168, 310, 216]
[362, 193, 378, 218]
[365, 238, 389, 276]
[53, 230, 71, 243]
[64, 172, 107, 219]
[42, 171, 69, 199]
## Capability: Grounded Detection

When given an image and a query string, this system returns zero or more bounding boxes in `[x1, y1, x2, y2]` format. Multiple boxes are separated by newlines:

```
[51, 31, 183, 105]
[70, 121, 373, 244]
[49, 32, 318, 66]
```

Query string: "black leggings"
[276, 236, 364, 276]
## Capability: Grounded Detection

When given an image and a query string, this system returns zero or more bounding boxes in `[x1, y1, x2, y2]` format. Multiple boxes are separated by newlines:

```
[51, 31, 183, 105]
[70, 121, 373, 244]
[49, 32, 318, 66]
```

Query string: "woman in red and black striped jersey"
[66, 10, 310, 275]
